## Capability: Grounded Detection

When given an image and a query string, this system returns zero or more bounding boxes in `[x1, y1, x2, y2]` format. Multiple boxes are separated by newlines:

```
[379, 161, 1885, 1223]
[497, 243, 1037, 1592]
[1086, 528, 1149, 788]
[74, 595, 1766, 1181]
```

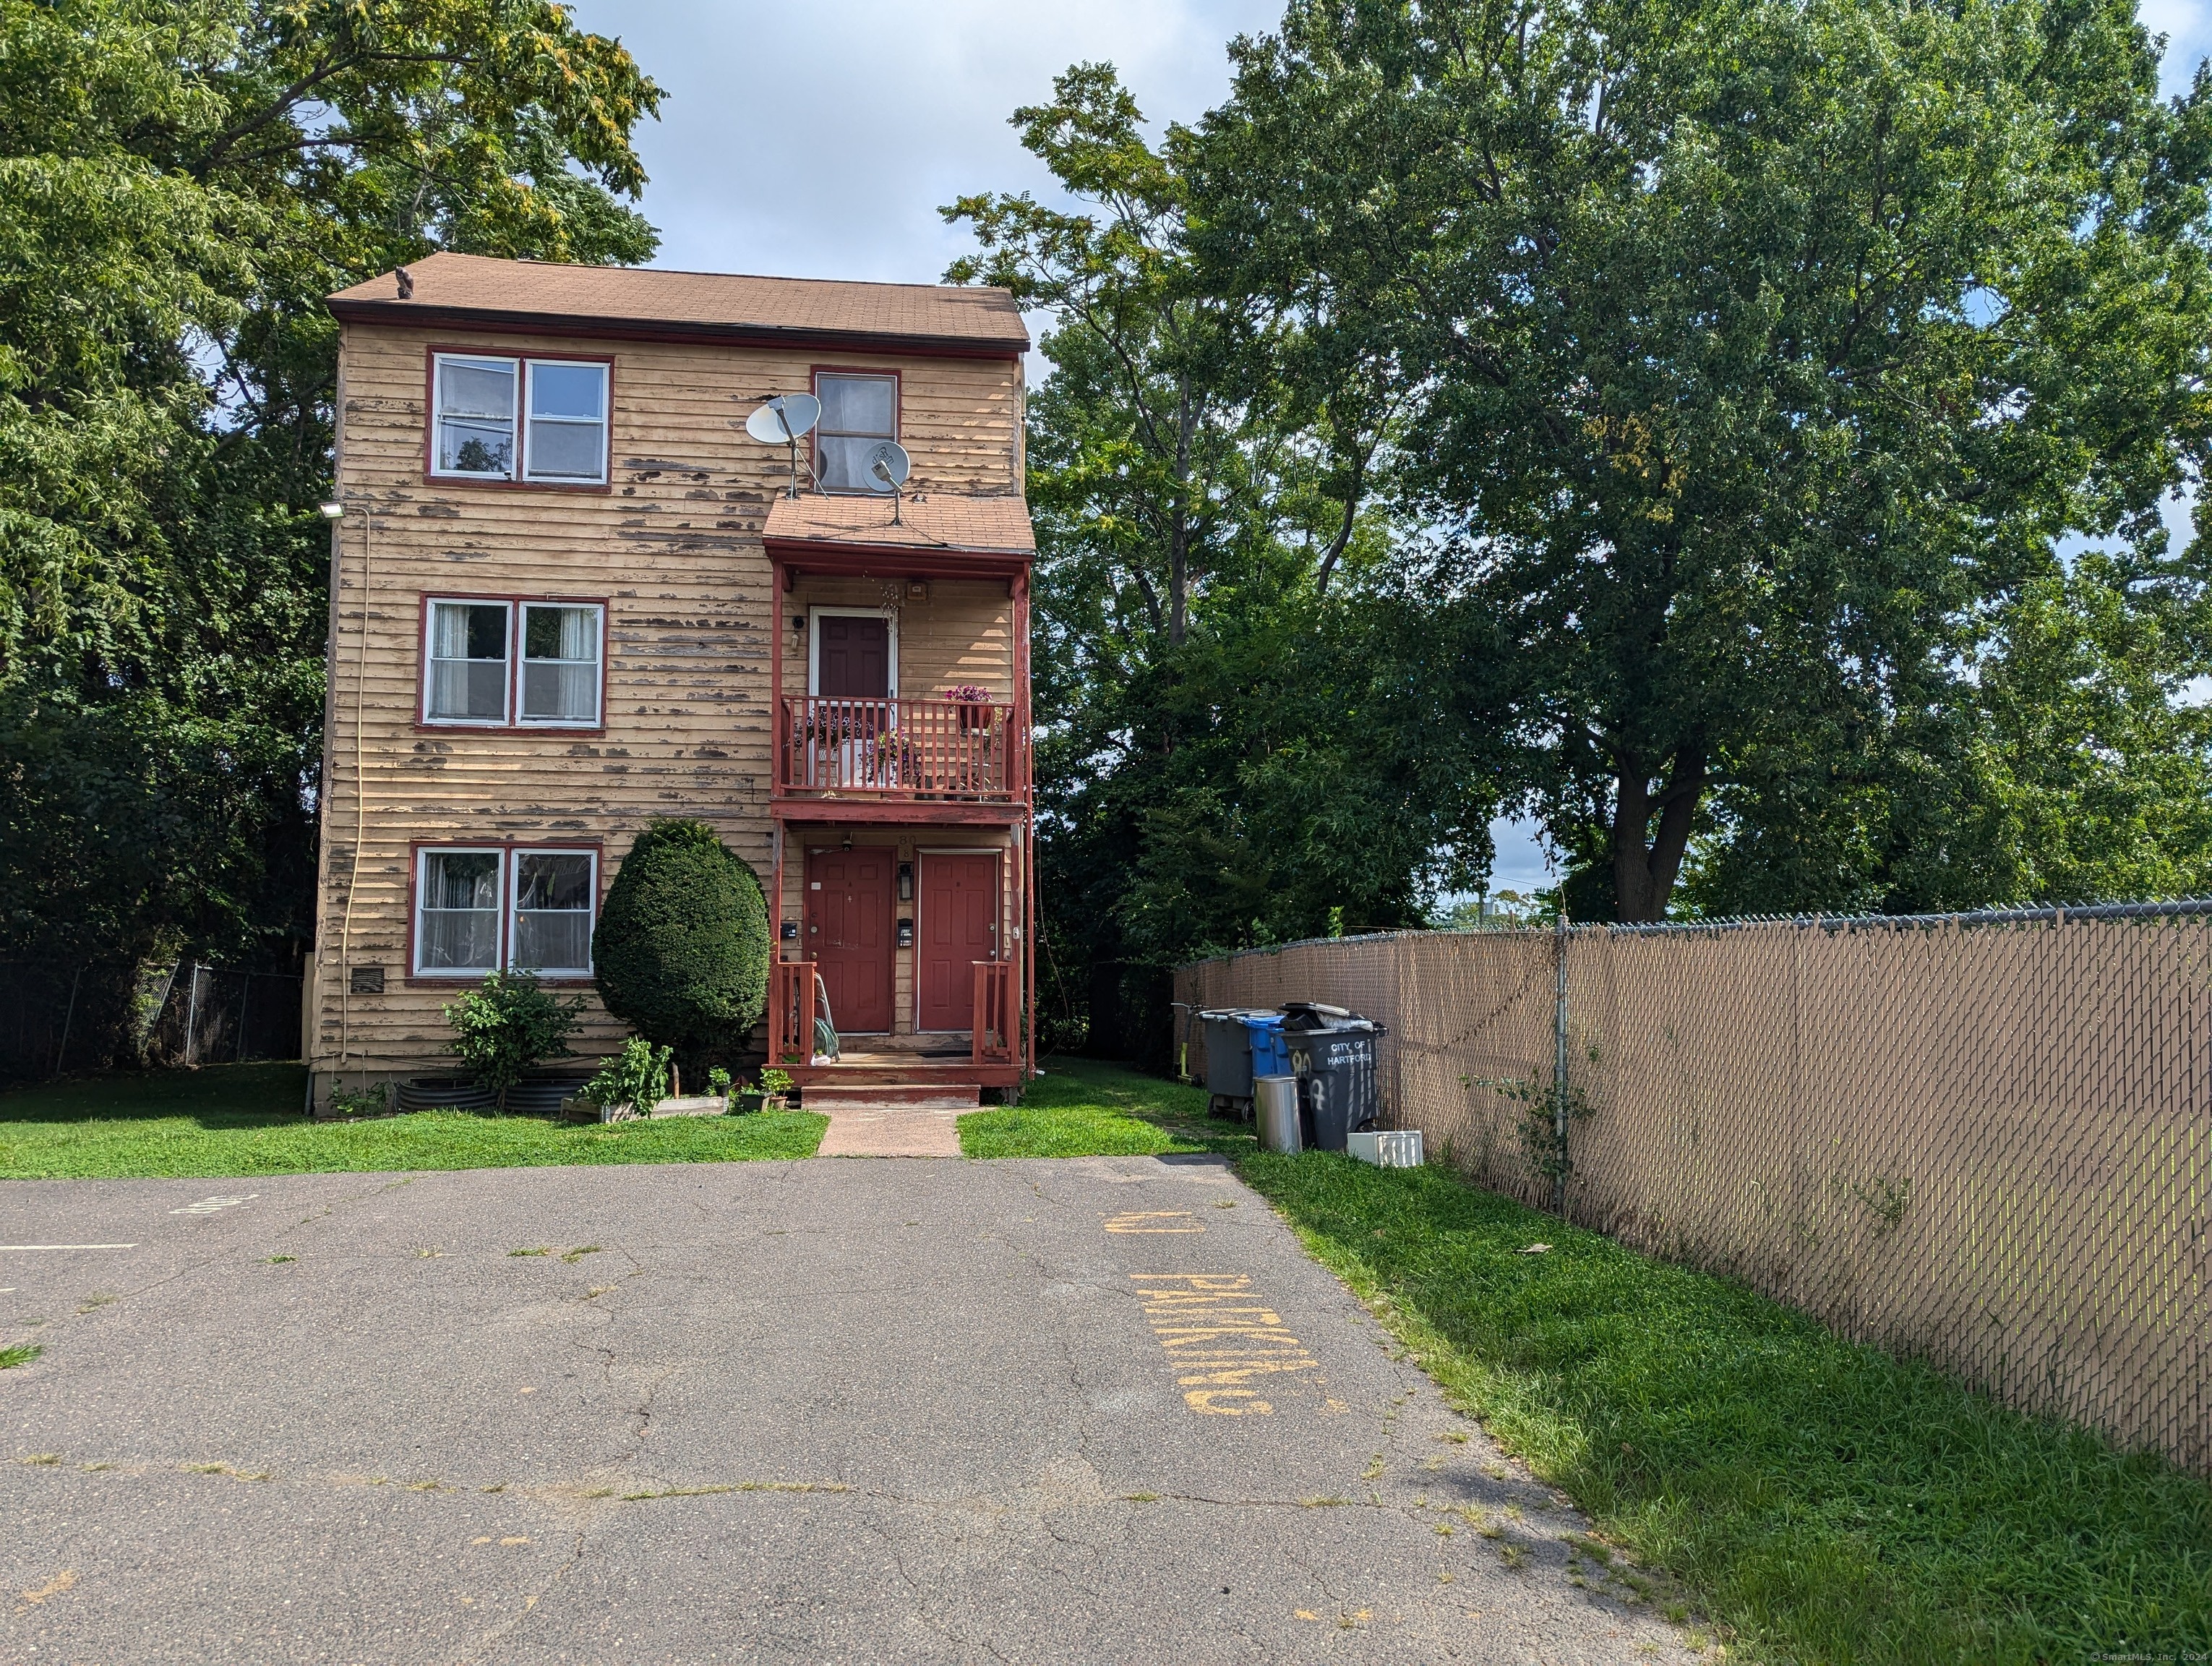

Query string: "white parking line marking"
[0, 1244, 139, 1252]
[169, 1195, 258, 1216]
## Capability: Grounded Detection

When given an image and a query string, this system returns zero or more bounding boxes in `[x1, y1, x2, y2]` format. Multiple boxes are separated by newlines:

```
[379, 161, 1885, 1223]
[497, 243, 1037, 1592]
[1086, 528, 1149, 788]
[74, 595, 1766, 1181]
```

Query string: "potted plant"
[943, 684, 995, 734]
[581, 1036, 674, 1122]
[707, 1066, 734, 1112]
[758, 1067, 794, 1111]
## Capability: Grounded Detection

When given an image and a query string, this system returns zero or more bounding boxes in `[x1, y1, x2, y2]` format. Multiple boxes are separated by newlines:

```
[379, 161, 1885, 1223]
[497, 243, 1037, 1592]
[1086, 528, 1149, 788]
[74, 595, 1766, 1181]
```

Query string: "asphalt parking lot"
[1, 1156, 1692, 1663]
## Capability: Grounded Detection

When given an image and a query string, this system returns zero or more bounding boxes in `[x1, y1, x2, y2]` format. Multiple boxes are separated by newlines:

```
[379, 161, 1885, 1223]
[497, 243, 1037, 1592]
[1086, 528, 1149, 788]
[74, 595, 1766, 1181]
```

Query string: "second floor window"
[432, 353, 609, 485]
[814, 372, 898, 492]
[424, 597, 604, 727]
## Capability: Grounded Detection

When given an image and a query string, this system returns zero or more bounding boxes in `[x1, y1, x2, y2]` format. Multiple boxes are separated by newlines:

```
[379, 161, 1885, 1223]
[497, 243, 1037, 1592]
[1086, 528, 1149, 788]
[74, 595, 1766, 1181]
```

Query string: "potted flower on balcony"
[944, 684, 995, 735]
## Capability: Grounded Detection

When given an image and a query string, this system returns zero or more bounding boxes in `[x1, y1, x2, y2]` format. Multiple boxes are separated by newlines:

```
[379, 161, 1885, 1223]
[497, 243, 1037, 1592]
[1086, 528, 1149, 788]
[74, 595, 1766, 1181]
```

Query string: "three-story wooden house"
[307, 252, 1036, 1112]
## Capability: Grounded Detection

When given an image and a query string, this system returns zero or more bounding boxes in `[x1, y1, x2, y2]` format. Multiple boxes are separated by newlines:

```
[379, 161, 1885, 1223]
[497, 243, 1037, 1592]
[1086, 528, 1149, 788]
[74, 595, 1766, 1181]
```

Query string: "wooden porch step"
[802, 1084, 981, 1109]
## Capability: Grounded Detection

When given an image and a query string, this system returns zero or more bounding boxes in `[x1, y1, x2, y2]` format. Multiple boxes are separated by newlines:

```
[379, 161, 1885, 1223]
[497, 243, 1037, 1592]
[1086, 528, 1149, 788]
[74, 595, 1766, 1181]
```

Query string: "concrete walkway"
[0, 1159, 1695, 1663]
[813, 1098, 968, 1156]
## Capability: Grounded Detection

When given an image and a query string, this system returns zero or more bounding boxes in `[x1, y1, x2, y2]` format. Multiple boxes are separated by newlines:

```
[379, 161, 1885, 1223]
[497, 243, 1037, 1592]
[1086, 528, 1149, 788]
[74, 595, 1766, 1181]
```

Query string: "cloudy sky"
[568, 0, 2212, 896]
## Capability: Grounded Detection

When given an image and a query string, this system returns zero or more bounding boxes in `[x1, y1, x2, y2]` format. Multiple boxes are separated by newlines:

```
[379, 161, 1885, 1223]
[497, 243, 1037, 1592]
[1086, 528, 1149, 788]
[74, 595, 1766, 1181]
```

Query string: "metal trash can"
[1255, 1075, 1302, 1154]
[1281, 1001, 1386, 1153]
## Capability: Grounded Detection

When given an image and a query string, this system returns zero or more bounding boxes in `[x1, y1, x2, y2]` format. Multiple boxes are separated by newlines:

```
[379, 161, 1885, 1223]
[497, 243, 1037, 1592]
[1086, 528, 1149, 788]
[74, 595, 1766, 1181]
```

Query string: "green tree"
[0, 0, 661, 967]
[591, 819, 769, 1068]
[946, 65, 1497, 1052]
[1193, 0, 2212, 920]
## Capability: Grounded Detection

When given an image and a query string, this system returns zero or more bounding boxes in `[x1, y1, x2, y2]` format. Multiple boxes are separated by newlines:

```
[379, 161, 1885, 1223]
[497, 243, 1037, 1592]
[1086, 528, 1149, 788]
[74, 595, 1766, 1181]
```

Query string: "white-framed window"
[424, 598, 513, 724]
[519, 602, 603, 725]
[432, 356, 518, 479]
[412, 846, 599, 978]
[511, 849, 598, 975]
[814, 372, 898, 492]
[415, 847, 506, 975]
[432, 354, 609, 485]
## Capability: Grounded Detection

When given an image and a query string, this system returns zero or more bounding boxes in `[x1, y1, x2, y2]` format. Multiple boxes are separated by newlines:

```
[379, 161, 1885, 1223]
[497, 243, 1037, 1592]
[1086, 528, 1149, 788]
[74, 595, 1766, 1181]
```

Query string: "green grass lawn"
[0, 1062, 826, 1177]
[959, 1058, 1256, 1158]
[983, 1057, 2212, 1666]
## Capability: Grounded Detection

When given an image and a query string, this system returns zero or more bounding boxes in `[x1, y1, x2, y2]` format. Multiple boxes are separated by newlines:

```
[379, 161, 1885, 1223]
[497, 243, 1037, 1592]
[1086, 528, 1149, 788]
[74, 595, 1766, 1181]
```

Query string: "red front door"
[918, 854, 998, 1032]
[807, 847, 893, 1034]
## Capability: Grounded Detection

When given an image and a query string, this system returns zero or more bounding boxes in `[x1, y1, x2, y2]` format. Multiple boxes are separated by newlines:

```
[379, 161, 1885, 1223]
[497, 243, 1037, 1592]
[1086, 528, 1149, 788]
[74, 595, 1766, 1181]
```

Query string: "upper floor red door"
[817, 615, 889, 699]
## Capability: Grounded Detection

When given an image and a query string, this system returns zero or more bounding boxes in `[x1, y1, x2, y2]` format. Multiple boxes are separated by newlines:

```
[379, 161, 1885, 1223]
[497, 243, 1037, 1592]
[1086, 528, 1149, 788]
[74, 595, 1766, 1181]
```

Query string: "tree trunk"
[1608, 743, 1707, 923]
[1167, 383, 1194, 646]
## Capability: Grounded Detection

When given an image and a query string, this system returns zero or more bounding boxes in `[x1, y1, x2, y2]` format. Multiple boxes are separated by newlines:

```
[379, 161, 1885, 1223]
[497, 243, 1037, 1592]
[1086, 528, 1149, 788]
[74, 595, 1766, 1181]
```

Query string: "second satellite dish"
[864, 440, 911, 492]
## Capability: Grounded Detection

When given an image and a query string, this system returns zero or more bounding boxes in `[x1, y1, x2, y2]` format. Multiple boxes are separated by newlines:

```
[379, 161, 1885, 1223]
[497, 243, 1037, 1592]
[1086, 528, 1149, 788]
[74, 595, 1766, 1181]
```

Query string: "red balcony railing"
[778, 697, 1018, 799]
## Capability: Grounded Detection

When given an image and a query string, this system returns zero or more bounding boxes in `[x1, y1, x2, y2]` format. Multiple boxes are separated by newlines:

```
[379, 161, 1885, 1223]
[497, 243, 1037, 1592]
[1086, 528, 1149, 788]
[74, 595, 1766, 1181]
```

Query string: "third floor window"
[814, 371, 898, 493]
[432, 353, 610, 486]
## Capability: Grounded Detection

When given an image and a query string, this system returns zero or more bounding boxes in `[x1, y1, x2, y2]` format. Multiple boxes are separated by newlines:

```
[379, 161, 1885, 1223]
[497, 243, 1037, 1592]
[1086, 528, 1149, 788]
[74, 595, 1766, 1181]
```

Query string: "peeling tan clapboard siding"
[310, 320, 1023, 1077]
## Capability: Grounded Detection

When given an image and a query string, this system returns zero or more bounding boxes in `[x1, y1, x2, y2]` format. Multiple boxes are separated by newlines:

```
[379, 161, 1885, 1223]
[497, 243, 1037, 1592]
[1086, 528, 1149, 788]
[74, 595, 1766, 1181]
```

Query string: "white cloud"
[566, 0, 1282, 282]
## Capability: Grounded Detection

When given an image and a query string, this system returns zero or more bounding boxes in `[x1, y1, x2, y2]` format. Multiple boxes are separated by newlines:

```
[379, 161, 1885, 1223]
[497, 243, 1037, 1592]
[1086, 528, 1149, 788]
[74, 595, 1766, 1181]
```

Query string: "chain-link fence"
[0, 961, 303, 1082]
[1176, 903, 2212, 1478]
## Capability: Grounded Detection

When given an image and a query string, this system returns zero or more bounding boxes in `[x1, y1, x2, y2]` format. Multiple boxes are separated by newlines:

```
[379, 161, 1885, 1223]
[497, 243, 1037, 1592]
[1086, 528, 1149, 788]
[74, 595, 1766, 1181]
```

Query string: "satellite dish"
[864, 440, 911, 492]
[745, 392, 820, 445]
[745, 393, 821, 497]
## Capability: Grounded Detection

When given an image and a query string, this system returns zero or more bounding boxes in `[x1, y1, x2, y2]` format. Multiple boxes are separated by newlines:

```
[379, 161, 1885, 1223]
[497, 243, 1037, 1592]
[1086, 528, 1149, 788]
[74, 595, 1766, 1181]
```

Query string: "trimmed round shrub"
[593, 819, 768, 1058]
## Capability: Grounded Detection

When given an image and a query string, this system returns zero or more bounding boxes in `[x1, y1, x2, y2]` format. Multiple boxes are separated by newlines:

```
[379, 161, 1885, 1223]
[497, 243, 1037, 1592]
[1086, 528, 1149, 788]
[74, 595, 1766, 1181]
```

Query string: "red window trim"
[810, 364, 903, 496]
[416, 592, 611, 736]
[422, 344, 617, 494]
[404, 838, 607, 988]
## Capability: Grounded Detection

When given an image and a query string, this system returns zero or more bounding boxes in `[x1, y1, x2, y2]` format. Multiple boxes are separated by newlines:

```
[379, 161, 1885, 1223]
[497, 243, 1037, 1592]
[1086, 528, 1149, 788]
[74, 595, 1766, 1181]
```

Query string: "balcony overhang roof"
[763, 492, 1034, 581]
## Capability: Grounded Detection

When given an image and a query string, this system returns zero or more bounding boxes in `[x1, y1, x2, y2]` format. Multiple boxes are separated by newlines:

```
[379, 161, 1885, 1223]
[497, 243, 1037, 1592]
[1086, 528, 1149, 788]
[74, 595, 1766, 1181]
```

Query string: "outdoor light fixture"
[897, 860, 914, 901]
[841, 834, 853, 852]
[319, 501, 345, 520]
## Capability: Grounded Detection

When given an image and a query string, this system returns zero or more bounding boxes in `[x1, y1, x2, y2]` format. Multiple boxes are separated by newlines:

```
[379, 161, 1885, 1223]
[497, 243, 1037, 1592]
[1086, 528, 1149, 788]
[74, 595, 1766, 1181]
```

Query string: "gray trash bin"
[1199, 1008, 1281, 1119]
[1281, 1001, 1386, 1153]
[1255, 1075, 1302, 1154]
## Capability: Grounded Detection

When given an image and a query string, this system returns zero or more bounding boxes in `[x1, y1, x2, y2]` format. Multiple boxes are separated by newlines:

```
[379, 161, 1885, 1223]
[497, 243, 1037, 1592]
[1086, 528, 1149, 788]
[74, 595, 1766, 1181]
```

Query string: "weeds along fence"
[0, 962, 304, 1082]
[1175, 903, 2212, 1478]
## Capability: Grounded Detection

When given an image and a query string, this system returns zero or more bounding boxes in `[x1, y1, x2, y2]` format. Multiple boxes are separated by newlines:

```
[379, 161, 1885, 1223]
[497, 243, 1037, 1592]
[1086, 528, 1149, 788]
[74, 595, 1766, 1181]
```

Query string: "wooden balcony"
[776, 696, 1020, 801]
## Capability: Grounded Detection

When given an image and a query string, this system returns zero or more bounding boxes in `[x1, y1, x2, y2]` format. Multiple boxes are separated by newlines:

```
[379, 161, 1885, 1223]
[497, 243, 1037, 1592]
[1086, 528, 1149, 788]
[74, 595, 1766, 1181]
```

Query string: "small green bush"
[582, 1037, 672, 1119]
[593, 819, 768, 1064]
[442, 972, 586, 1109]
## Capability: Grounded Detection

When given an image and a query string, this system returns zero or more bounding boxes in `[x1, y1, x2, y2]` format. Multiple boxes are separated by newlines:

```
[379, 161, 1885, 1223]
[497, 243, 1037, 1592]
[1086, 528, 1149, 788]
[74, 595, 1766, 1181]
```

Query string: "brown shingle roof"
[763, 492, 1034, 557]
[327, 252, 1029, 356]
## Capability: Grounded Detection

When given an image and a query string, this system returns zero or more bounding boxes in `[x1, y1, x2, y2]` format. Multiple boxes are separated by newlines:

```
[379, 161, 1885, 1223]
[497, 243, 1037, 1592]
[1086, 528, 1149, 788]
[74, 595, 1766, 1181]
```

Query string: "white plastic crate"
[1346, 1129, 1423, 1169]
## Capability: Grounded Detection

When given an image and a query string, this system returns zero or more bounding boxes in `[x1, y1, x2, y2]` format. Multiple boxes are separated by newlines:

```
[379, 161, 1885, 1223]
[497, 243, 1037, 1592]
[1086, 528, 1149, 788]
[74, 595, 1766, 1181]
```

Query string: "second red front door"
[918, 854, 998, 1032]
[807, 847, 893, 1033]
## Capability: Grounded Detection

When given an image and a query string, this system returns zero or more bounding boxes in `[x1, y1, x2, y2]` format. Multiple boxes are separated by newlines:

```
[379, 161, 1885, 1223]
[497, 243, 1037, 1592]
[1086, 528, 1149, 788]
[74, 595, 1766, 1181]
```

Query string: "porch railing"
[972, 960, 1013, 1068]
[777, 697, 1017, 799]
[771, 958, 815, 1067]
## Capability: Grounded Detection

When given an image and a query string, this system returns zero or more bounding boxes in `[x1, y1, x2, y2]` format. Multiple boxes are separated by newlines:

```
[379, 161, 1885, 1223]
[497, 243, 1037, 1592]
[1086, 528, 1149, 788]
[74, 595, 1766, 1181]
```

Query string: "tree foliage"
[0, 0, 661, 965]
[442, 969, 586, 1109]
[592, 819, 770, 1065]
[1188, 0, 2212, 920]
[946, 67, 1500, 1053]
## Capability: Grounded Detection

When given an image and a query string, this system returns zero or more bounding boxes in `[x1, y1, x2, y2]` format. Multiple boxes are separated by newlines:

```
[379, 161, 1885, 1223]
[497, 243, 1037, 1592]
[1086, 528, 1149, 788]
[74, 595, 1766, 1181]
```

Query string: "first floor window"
[417, 850, 503, 972]
[426, 599, 511, 722]
[513, 851, 595, 975]
[413, 846, 597, 978]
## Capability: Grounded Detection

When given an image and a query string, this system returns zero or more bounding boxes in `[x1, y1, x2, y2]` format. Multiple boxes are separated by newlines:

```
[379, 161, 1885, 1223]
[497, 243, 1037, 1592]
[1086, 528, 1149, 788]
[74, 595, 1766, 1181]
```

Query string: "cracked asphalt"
[1, 1156, 1695, 1663]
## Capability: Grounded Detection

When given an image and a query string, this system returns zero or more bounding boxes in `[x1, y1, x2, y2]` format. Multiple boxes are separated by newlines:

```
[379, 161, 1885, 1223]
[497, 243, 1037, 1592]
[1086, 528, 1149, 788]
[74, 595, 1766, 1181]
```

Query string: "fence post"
[184, 964, 202, 1067]
[1553, 912, 1570, 1218]
[52, 965, 82, 1078]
